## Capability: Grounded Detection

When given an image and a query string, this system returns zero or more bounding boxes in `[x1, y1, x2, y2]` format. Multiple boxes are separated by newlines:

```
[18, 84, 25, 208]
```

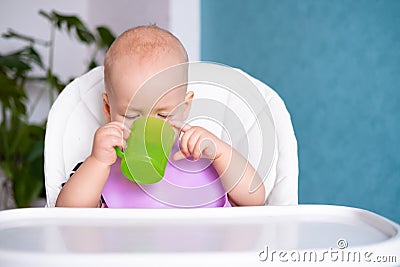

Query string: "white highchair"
[44, 65, 298, 207]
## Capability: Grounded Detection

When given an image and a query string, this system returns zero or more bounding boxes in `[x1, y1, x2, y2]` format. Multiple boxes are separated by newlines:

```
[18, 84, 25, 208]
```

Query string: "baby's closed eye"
[124, 114, 140, 120]
[157, 113, 173, 119]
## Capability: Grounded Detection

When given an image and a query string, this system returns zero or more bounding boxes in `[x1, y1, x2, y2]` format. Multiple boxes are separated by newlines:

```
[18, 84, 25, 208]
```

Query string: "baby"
[56, 25, 265, 207]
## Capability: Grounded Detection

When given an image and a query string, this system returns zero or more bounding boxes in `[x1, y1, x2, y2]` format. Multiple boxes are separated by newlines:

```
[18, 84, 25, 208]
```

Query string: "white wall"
[0, 0, 199, 123]
[169, 0, 200, 61]
[87, 0, 170, 35]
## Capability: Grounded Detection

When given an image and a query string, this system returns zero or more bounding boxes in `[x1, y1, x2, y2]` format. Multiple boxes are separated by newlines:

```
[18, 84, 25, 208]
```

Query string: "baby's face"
[104, 53, 191, 139]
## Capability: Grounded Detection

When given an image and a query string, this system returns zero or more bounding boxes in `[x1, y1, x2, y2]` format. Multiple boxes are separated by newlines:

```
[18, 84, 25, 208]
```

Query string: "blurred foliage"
[0, 10, 115, 207]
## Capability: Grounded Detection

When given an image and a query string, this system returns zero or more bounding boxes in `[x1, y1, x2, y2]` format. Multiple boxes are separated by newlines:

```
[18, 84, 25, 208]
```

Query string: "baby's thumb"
[173, 150, 187, 161]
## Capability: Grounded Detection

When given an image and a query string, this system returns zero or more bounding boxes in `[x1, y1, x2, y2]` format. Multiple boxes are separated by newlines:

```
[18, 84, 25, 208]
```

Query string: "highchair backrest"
[44, 66, 298, 207]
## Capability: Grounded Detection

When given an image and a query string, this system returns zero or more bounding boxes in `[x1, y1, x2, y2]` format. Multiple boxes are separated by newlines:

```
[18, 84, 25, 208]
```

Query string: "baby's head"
[103, 25, 193, 130]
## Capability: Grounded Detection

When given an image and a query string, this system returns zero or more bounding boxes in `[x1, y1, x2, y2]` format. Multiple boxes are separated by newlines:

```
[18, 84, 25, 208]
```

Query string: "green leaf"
[2, 29, 50, 46]
[0, 72, 25, 97]
[76, 27, 95, 44]
[96, 26, 116, 49]
[45, 70, 66, 93]
[13, 97, 27, 114]
[12, 157, 44, 207]
[2, 29, 36, 43]
[8, 118, 29, 155]
[27, 139, 44, 162]
[27, 46, 45, 69]
[0, 52, 32, 75]
[0, 72, 27, 114]
[27, 124, 45, 139]
[87, 58, 98, 70]
[0, 45, 45, 75]
[2, 117, 45, 207]
[48, 10, 95, 44]
[38, 10, 54, 23]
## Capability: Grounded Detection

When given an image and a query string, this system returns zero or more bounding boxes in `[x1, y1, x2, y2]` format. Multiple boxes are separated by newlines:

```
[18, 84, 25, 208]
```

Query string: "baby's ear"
[183, 91, 194, 120]
[102, 93, 111, 123]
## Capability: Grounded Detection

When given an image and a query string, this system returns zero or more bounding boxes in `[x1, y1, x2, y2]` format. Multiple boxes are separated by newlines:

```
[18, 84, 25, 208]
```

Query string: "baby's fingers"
[99, 127, 126, 148]
[172, 150, 187, 161]
[168, 120, 191, 133]
[179, 127, 198, 157]
[109, 133, 126, 149]
[104, 121, 131, 139]
[194, 138, 217, 160]
[173, 129, 201, 161]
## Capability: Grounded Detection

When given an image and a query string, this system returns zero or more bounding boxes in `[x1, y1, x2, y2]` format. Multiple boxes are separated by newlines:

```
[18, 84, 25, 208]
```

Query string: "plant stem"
[1, 106, 9, 160]
[48, 21, 56, 105]
[1, 105, 6, 128]
[29, 85, 47, 121]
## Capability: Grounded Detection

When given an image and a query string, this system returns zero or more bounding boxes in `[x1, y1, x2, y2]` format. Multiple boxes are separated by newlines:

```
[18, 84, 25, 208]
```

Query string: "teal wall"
[201, 0, 400, 222]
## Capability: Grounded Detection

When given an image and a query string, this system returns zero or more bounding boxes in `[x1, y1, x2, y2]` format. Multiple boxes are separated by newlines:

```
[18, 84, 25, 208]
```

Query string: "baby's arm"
[55, 122, 129, 207]
[171, 122, 265, 206]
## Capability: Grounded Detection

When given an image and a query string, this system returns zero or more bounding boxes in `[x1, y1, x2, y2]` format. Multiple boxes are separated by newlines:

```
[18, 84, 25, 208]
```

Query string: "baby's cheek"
[111, 114, 132, 129]
[172, 128, 181, 143]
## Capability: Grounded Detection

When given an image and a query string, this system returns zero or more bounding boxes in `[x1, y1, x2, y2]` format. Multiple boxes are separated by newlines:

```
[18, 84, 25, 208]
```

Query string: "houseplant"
[0, 10, 115, 208]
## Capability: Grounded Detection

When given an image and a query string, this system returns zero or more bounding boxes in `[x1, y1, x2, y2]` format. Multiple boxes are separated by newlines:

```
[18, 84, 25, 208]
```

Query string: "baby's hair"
[104, 24, 188, 90]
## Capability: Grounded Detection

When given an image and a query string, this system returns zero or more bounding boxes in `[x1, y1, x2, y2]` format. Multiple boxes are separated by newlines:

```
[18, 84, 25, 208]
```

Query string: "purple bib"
[102, 142, 231, 208]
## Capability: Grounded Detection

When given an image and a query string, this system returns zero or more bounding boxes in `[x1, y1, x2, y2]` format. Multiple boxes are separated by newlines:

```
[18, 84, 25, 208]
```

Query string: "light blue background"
[201, 0, 400, 222]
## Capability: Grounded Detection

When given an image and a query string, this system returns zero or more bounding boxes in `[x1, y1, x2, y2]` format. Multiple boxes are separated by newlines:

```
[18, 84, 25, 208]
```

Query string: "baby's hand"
[91, 122, 130, 166]
[169, 121, 229, 161]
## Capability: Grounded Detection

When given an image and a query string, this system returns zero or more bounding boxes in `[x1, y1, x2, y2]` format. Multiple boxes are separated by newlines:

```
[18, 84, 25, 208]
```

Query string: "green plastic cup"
[115, 116, 175, 184]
